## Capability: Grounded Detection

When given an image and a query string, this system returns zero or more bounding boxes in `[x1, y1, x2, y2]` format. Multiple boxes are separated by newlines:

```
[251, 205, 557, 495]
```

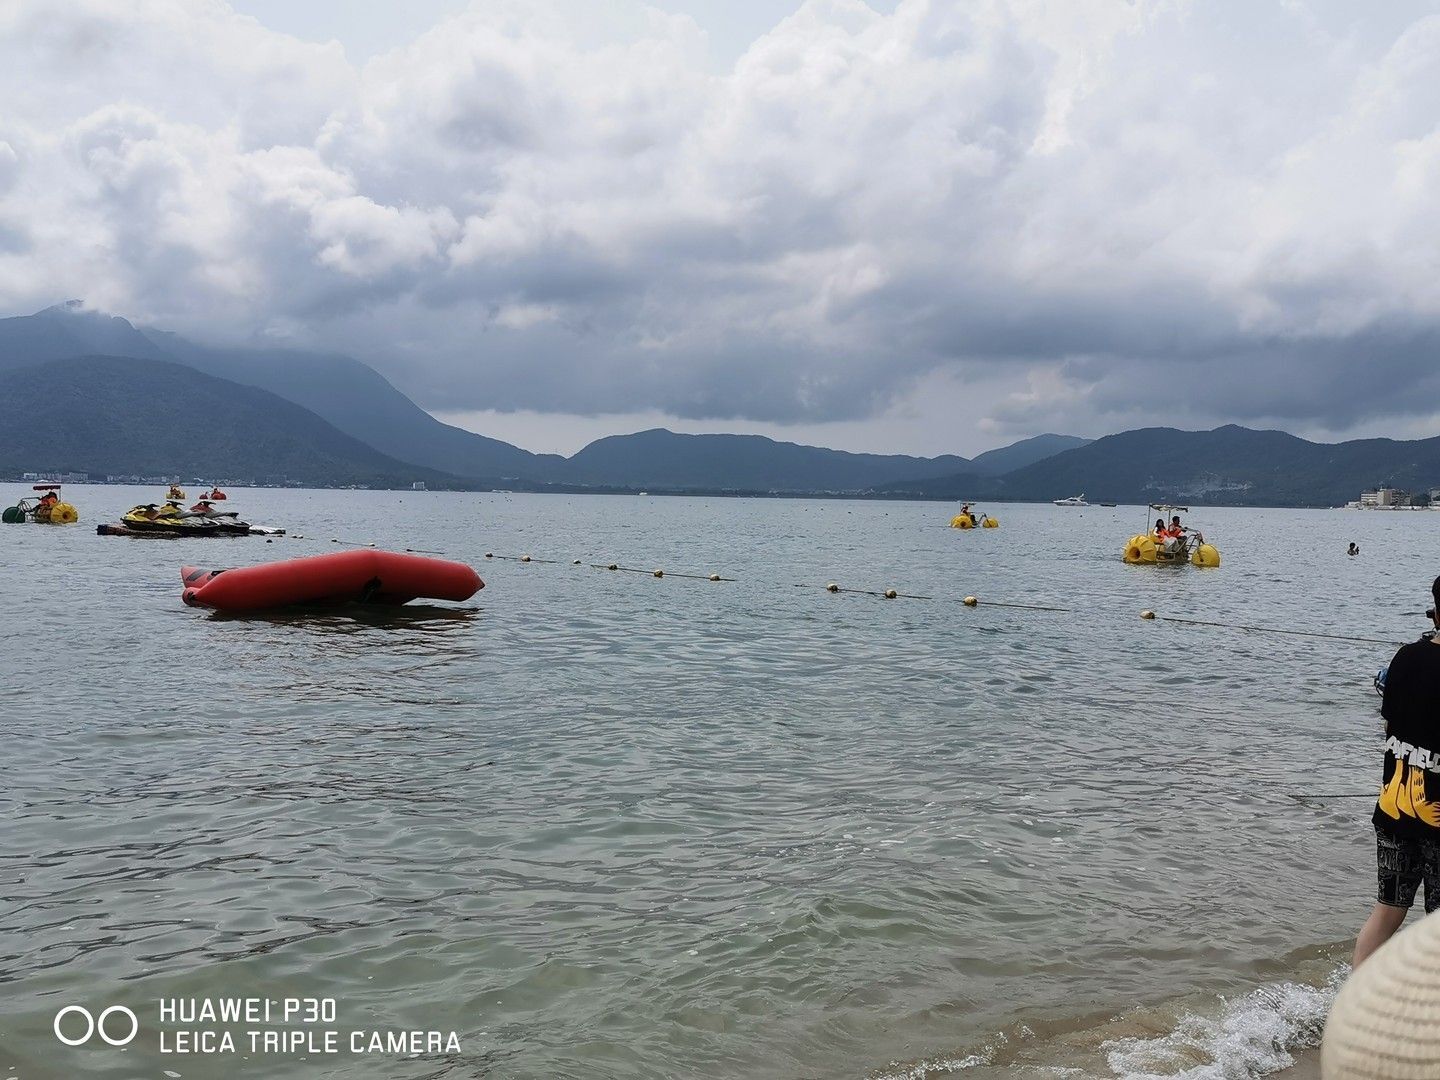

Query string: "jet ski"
[121, 502, 251, 536]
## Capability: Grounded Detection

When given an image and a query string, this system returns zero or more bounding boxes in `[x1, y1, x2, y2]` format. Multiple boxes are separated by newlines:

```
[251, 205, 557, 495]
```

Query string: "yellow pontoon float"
[950, 503, 1000, 529]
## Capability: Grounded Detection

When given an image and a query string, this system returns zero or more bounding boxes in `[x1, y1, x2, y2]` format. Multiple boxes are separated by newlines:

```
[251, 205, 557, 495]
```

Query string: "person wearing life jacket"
[1155, 516, 1183, 552]
[208, 486, 226, 500]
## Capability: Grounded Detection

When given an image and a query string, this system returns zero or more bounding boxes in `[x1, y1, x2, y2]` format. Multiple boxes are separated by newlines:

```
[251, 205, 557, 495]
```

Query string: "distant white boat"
[1053, 493, 1088, 507]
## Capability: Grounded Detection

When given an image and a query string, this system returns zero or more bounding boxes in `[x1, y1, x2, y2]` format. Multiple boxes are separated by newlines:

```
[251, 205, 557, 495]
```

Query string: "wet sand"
[1281, 1046, 1322, 1079]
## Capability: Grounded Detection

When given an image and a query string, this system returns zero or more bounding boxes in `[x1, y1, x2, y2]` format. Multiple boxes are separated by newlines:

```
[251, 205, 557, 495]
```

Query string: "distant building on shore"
[1349, 487, 1436, 509]
[412, 481, 427, 491]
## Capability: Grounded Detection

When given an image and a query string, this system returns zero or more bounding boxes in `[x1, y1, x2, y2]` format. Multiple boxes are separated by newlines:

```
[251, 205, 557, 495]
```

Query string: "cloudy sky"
[1, 0, 1438, 457]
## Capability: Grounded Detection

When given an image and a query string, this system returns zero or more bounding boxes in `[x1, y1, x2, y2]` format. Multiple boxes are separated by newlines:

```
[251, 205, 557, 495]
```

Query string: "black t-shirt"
[1374, 636, 1440, 839]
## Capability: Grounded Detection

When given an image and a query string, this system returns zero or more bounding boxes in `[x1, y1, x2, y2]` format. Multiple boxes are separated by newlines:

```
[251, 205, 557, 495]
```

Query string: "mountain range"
[2, 302, 1437, 505]
[0, 355, 452, 488]
[0, 303, 1085, 491]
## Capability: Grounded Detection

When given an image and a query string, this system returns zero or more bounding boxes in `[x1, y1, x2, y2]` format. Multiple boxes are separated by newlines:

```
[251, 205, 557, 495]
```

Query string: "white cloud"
[2, 0, 1439, 450]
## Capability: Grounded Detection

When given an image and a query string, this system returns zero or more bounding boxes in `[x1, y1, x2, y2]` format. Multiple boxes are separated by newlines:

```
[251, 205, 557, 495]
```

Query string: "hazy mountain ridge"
[4, 310, 1433, 502]
[889, 425, 1440, 506]
[562, 429, 974, 492]
[0, 304, 1091, 491]
[967, 433, 1092, 475]
[0, 356, 460, 488]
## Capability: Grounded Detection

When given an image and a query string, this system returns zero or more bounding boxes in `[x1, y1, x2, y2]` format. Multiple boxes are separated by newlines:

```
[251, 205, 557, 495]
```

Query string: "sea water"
[1, 488, 1426, 1078]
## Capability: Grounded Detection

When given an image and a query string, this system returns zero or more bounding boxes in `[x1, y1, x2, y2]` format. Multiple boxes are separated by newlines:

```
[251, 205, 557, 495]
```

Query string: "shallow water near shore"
[2, 487, 1430, 1079]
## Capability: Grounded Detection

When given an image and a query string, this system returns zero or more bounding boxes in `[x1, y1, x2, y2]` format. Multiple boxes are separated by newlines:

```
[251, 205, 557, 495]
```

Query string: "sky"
[1, 0, 1438, 457]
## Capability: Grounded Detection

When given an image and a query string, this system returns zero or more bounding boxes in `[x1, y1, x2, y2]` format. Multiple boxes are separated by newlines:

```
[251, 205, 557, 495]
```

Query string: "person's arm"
[1380, 647, 1408, 733]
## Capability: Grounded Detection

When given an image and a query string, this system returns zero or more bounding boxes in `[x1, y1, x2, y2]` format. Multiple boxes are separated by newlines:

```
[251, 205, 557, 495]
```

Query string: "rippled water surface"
[3, 488, 1432, 1079]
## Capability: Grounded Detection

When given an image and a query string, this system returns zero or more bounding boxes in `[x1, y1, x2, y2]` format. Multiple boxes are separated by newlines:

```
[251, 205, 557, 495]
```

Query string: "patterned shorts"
[1376, 824, 1440, 911]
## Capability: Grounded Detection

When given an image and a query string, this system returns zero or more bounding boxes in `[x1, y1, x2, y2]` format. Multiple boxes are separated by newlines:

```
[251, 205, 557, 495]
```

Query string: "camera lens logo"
[53, 1005, 139, 1047]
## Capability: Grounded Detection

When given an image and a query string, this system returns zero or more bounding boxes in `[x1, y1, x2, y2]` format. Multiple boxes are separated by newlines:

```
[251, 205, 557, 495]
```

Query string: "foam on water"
[873, 963, 1346, 1080]
[1102, 969, 1343, 1079]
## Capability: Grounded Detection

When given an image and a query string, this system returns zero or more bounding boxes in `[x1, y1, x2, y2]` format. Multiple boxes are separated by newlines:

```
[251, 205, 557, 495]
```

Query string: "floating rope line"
[274, 537, 1407, 648]
[793, 583, 933, 600]
[1285, 793, 1376, 801]
[962, 598, 1071, 613]
[591, 564, 733, 581]
[1153, 614, 1403, 647]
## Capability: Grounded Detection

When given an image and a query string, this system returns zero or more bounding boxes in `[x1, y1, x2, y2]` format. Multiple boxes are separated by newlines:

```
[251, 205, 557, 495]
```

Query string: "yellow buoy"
[884, 588, 897, 599]
[963, 596, 978, 606]
[1140, 610, 1156, 620]
[1190, 544, 1221, 568]
[708, 573, 720, 581]
[653, 569, 664, 578]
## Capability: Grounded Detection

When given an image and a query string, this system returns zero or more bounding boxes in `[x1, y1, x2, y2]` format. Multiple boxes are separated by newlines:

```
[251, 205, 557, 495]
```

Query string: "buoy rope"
[276, 535, 1406, 647]
[794, 584, 932, 600]
[1285, 793, 1376, 801]
[1154, 614, 1402, 647]
[589, 564, 735, 581]
[961, 598, 1071, 613]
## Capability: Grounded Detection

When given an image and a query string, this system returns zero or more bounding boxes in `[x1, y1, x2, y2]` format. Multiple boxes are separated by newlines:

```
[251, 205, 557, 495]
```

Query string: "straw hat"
[1323, 910, 1440, 1078]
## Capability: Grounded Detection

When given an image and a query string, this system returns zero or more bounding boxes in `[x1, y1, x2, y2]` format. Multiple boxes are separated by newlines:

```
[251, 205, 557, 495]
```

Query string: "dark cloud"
[0, 0, 1438, 448]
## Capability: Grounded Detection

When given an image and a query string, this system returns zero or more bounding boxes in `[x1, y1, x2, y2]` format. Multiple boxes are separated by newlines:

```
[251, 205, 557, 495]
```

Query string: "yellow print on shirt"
[1378, 735, 1440, 827]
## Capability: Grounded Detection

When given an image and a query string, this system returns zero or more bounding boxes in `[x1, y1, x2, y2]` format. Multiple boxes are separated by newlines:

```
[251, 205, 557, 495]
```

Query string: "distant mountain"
[893, 424, 1440, 506]
[140, 331, 568, 482]
[25, 304, 1419, 506]
[0, 304, 563, 481]
[0, 301, 170, 369]
[967, 433, 1090, 475]
[0, 356, 455, 488]
[563, 429, 973, 492]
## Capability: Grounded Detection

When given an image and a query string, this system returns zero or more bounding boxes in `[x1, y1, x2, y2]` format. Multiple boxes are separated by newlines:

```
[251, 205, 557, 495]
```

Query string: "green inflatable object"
[2, 504, 25, 523]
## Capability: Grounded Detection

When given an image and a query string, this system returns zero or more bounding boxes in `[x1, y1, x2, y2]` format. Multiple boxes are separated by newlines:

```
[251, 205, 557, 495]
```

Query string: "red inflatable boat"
[181, 550, 483, 611]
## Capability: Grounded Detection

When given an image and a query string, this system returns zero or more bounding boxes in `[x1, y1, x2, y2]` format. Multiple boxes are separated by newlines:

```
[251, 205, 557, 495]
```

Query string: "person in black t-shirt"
[1353, 576, 1440, 967]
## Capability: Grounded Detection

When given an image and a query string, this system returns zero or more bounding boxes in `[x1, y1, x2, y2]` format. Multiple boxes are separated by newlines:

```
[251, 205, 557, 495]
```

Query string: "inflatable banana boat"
[181, 550, 483, 611]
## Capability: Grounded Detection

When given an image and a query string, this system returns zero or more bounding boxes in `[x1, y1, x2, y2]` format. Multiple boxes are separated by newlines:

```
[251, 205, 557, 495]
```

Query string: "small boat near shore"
[1122, 504, 1221, 567]
[3, 483, 80, 524]
[950, 502, 999, 529]
[181, 550, 483, 611]
[1053, 493, 1088, 507]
